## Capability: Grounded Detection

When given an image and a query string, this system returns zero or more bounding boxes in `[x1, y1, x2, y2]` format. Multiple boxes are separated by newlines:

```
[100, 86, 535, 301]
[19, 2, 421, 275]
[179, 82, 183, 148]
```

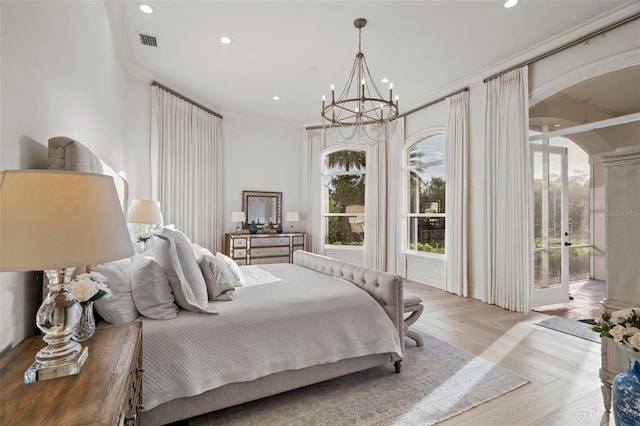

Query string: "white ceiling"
[113, 0, 634, 125]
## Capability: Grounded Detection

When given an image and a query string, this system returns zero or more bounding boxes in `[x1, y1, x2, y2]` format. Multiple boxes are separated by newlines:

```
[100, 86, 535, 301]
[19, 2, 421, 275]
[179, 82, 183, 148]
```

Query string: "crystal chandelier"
[321, 18, 399, 145]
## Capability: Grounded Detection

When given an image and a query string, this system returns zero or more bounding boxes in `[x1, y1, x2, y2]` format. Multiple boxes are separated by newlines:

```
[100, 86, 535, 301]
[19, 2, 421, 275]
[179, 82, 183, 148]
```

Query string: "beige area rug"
[186, 331, 529, 426]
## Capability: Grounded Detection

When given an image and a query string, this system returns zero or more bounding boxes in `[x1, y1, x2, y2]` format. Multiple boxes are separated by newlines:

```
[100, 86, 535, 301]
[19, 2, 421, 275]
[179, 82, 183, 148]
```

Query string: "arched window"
[407, 134, 446, 254]
[323, 149, 366, 246]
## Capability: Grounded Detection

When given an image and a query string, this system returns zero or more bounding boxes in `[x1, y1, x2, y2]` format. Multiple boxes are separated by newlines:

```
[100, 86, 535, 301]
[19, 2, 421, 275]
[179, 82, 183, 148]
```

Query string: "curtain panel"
[150, 86, 223, 252]
[445, 92, 469, 297]
[303, 129, 324, 255]
[386, 119, 406, 276]
[364, 135, 387, 270]
[484, 66, 533, 313]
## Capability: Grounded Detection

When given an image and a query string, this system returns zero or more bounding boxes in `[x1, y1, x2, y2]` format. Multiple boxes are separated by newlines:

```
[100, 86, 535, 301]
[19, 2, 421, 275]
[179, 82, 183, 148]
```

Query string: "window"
[323, 149, 366, 245]
[407, 134, 446, 254]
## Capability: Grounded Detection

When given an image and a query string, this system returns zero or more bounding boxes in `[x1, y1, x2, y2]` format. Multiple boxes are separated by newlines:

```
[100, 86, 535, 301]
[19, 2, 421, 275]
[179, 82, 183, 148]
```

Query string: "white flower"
[610, 325, 629, 342]
[591, 306, 606, 324]
[628, 330, 640, 351]
[611, 308, 634, 325]
[69, 271, 111, 303]
[70, 278, 99, 303]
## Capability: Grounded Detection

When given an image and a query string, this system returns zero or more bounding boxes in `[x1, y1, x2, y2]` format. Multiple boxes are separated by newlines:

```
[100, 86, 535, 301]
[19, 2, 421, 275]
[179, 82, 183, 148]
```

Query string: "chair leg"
[403, 303, 424, 346]
[406, 330, 424, 347]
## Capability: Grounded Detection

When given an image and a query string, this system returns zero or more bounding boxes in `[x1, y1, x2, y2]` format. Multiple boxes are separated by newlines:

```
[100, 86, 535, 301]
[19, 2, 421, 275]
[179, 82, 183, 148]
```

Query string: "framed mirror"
[242, 191, 282, 229]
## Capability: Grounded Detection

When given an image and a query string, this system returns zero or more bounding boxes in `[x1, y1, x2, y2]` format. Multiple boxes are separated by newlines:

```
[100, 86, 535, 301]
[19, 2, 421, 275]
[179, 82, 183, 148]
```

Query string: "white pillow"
[131, 256, 179, 320]
[192, 243, 215, 261]
[93, 257, 139, 324]
[198, 255, 235, 301]
[154, 228, 217, 313]
[216, 252, 244, 287]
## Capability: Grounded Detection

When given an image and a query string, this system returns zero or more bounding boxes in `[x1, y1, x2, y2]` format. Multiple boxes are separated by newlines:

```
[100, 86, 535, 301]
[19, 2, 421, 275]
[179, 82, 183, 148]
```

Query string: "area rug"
[186, 332, 529, 426]
[535, 315, 600, 343]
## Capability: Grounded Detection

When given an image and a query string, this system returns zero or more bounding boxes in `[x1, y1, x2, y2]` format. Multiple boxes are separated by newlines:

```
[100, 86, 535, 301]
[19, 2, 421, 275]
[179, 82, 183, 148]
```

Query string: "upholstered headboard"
[48, 136, 129, 215]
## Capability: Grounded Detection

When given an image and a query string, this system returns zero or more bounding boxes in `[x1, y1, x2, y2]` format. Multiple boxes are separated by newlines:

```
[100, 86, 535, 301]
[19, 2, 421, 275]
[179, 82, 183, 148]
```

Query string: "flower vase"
[612, 344, 640, 425]
[73, 301, 96, 342]
[249, 221, 258, 234]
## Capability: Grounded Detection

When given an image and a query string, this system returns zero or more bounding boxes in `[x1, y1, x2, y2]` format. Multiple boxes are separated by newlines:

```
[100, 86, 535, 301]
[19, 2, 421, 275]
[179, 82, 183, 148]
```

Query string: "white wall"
[0, 1, 149, 351]
[221, 112, 304, 245]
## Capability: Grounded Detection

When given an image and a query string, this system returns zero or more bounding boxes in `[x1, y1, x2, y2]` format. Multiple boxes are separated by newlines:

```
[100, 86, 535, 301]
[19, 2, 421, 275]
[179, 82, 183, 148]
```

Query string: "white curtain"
[445, 91, 469, 297]
[364, 135, 386, 270]
[303, 129, 324, 255]
[484, 66, 533, 313]
[150, 86, 223, 252]
[386, 119, 406, 275]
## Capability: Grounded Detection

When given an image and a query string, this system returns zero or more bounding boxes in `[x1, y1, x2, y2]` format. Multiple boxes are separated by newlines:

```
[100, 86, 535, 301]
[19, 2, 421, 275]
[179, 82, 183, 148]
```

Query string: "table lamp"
[127, 199, 164, 249]
[0, 170, 135, 383]
[231, 211, 245, 232]
[285, 212, 299, 231]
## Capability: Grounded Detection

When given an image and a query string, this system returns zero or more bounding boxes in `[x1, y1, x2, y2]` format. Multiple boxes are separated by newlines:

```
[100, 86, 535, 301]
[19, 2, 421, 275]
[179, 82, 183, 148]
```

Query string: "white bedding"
[139, 263, 403, 411]
[239, 264, 282, 286]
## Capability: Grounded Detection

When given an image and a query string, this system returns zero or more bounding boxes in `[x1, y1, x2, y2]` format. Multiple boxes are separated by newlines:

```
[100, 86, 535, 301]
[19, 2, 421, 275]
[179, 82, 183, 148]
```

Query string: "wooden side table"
[0, 322, 143, 425]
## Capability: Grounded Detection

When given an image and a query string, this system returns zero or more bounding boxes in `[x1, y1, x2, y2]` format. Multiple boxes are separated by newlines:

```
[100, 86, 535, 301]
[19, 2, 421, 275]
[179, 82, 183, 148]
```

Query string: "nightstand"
[0, 322, 143, 425]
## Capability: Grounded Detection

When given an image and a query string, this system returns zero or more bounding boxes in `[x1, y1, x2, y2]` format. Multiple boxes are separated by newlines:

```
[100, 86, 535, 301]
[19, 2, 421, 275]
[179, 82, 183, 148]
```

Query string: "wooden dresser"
[0, 322, 143, 425]
[225, 232, 306, 265]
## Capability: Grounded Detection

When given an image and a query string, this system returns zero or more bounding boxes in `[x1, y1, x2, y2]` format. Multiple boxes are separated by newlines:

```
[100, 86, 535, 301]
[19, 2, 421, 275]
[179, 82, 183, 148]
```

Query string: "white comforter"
[139, 263, 403, 411]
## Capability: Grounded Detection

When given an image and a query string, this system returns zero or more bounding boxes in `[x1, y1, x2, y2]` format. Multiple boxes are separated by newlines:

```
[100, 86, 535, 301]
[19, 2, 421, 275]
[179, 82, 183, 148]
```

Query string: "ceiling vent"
[139, 33, 158, 47]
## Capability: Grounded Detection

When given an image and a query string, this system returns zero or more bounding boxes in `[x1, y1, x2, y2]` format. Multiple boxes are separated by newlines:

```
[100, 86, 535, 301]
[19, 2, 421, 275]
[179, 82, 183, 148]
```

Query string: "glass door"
[531, 143, 570, 306]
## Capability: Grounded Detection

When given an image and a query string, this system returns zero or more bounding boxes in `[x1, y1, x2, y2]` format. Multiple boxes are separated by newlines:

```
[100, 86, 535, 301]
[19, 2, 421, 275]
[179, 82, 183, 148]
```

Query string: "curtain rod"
[305, 87, 469, 131]
[151, 81, 223, 119]
[484, 12, 640, 83]
[398, 87, 469, 118]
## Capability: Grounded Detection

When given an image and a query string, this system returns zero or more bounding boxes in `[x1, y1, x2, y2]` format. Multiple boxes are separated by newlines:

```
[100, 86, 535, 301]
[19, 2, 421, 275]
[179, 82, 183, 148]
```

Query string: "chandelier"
[321, 18, 399, 145]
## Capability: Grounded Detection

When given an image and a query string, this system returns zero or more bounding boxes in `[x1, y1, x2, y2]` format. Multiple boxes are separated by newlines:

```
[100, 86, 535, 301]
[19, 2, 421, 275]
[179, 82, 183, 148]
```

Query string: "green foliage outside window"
[325, 150, 366, 246]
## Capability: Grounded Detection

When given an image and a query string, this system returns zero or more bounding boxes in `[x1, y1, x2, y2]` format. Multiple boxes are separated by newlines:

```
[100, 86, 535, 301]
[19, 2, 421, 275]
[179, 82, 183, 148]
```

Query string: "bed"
[47, 136, 404, 425]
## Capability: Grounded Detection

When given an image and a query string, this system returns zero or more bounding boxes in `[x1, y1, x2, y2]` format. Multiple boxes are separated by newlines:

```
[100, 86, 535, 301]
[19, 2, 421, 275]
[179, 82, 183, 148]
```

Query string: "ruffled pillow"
[216, 252, 244, 287]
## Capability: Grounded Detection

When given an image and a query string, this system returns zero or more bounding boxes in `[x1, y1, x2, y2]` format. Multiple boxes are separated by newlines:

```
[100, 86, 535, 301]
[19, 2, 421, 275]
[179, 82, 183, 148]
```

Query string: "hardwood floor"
[404, 280, 612, 426]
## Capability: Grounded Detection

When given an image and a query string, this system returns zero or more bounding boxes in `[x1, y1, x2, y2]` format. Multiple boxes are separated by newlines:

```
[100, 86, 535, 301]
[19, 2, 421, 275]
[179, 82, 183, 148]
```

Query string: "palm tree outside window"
[323, 149, 366, 246]
[407, 134, 446, 254]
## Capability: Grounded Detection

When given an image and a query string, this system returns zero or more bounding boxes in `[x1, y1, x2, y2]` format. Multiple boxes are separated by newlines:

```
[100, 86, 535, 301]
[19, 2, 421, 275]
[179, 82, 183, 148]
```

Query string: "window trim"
[403, 127, 446, 257]
[322, 146, 367, 247]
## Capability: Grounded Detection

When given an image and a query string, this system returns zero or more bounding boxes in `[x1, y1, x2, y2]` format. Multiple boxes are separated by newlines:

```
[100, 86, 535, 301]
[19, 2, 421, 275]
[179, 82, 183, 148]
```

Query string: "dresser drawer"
[231, 249, 246, 259]
[250, 247, 290, 257]
[293, 236, 304, 246]
[250, 236, 290, 247]
[251, 256, 290, 264]
[233, 238, 247, 248]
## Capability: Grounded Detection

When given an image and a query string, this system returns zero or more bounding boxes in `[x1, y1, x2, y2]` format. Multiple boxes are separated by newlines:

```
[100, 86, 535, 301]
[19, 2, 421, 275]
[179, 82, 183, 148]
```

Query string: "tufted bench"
[403, 291, 424, 346]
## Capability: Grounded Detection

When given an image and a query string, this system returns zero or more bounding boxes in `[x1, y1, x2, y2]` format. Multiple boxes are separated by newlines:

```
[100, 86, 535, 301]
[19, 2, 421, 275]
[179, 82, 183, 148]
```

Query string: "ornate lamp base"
[24, 267, 87, 383]
[24, 347, 88, 383]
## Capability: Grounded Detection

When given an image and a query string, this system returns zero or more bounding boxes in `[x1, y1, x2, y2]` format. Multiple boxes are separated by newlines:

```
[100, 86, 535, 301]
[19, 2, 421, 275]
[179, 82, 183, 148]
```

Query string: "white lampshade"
[231, 211, 245, 223]
[0, 170, 135, 271]
[286, 212, 299, 222]
[127, 199, 163, 225]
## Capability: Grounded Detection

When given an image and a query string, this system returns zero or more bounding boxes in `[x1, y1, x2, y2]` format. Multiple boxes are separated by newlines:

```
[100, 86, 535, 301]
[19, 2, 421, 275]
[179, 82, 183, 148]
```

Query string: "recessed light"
[553, 124, 561, 127]
[138, 3, 154, 14]
[504, 0, 518, 8]
[381, 78, 389, 84]
[220, 36, 232, 45]
[273, 96, 281, 101]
